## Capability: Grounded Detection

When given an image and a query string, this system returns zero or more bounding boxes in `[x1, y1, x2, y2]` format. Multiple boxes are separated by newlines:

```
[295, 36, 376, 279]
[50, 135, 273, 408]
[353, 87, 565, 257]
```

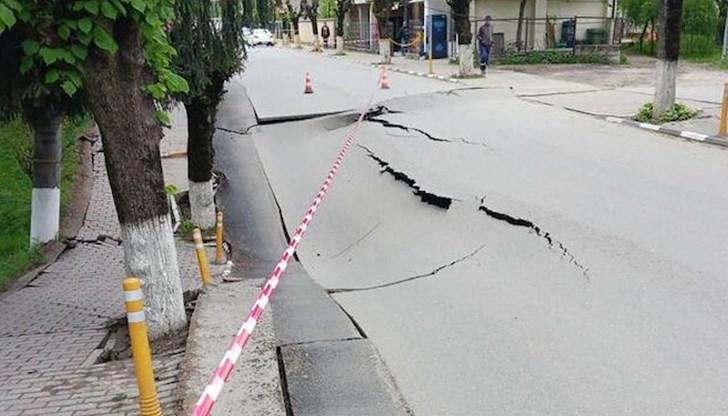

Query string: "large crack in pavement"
[358, 144, 454, 209]
[355, 145, 590, 282]
[479, 196, 590, 281]
[327, 244, 487, 293]
[365, 107, 492, 150]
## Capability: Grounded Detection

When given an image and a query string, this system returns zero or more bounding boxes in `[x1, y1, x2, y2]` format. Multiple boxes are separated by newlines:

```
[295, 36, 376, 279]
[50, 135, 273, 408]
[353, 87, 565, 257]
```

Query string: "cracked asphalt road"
[241, 48, 728, 415]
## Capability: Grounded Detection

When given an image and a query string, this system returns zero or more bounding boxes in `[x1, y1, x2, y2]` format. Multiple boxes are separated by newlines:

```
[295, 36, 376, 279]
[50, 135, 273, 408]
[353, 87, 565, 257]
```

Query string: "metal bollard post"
[720, 82, 728, 136]
[123, 278, 163, 416]
[214, 212, 225, 265]
[193, 228, 212, 284]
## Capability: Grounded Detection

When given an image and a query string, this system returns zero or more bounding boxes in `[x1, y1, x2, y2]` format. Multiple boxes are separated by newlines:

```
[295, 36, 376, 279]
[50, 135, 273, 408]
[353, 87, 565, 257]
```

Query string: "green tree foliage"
[243, 0, 256, 26]
[334, 0, 351, 37]
[319, 0, 334, 18]
[257, 0, 271, 27]
[0, 0, 188, 107]
[681, 0, 720, 55]
[620, 0, 721, 56]
[171, 0, 245, 100]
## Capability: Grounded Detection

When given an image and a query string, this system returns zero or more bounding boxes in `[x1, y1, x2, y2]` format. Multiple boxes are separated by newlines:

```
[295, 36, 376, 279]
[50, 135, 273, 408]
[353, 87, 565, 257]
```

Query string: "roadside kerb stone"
[605, 116, 728, 148]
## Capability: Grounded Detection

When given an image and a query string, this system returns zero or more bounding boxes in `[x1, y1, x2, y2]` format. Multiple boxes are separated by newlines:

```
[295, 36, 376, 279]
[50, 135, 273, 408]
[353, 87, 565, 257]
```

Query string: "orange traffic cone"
[379, 68, 390, 89]
[304, 72, 313, 94]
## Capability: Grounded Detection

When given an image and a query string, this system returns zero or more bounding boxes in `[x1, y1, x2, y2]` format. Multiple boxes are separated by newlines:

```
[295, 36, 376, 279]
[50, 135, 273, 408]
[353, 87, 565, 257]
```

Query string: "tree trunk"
[313, 34, 321, 51]
[29, 112, 62, 245]
[516, 0, 527, 51]
[336, 35, 344, 53]
[379, 38, 392, 63]
[185, 77, 225, 230]
[84, 18, 186, 340]
[336, 8, 346, 37]
[653, 0, 683, 119]
[458, 43, 475, 76]
[311, 16, 320, 51]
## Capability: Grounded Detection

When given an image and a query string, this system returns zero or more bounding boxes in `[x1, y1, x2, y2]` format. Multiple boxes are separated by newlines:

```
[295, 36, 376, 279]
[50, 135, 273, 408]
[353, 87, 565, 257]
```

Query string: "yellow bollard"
[123, 278, 163, 416]
[720, 82, 728, 136]
[193, 228, 212, 284]
[214, 212, 225, 265]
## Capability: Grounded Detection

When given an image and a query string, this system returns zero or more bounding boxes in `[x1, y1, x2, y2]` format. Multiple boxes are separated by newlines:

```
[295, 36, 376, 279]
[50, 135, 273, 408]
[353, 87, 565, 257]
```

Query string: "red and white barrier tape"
[192, 93, 376, 416]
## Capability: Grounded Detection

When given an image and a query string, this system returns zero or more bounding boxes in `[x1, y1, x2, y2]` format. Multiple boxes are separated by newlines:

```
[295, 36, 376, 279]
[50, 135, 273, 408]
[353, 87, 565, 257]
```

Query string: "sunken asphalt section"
[178, 77, 412, 415]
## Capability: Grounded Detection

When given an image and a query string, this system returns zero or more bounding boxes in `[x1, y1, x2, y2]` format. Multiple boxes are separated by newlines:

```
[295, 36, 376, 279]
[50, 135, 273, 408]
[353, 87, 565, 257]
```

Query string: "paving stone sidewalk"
[0, 111, 220, 416]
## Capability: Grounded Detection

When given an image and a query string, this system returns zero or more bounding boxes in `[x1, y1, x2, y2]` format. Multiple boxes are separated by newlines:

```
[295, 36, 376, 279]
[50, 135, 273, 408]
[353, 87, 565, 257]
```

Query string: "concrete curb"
[604, 116, 728, 148]
[353, 60, 462, 84]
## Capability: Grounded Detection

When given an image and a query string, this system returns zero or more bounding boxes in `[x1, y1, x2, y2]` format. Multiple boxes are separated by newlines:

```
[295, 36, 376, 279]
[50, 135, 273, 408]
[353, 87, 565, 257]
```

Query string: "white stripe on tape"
[242, 317, 257, 333]
[127, 310, 145, 323]
[206, 376, 225, 400]
[256, 296, 269, 310]
[225, 343, 243, 364]
[680, 131, 707, 142]
[639, 122, 660, 131]
[124, 289, 143, 302]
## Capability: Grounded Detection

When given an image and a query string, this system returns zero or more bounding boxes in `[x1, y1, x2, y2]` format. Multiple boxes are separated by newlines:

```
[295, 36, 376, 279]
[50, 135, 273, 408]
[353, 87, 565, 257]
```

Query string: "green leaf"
[19, 55, 33, 74]
[155, 111, 171, 127]
[67, 69, 82, 87]
[0, 4, 16, 28]
[45, 69, 60, 84]
[38, 48, 59, 65]
[71, 44, 88, 60]
[165, 72, 189, 93]
[110, 0, 126, 15]
[146, 83, 166, 100]
[78, 33, 93, 45]
[100, 1, 117, 18]
[58, 25, 71, 40]
[61, 80, 78, 96]
[92, 25, 117, 53]
[84, 0, 99, 15]
[21, 39, 40, 55]
[130, 0, 145, 13]
[5, 0, 22, 12]
[78, 18, 93, 33]
[17, 8, 29, 22]
[60, 50, 76, 64]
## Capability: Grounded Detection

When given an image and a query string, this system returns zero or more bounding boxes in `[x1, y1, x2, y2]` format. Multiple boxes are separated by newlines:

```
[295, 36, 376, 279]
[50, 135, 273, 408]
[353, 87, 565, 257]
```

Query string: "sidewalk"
[0, 109, 220, 416]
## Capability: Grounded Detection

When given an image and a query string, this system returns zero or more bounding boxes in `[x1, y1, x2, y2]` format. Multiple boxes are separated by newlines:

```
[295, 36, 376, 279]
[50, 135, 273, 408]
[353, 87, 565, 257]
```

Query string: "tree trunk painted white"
[294, 34, 302, 48]
[379, 38, 392, 64]
[189, 179, 216, 229]
[458, 44, 475, 77]
[30, 188, 60, 244]
[653, 59, 677, 118]
[336, 35, 344, 54]
[29, 114, 62, 245]
[313, 34, 321, 51]
[121, 215, 187, 339]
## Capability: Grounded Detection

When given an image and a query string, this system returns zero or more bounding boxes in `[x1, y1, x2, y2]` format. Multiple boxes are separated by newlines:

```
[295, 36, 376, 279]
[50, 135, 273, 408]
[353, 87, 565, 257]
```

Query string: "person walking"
[321, 22, 331, 49]
[477, 15, 493, 75]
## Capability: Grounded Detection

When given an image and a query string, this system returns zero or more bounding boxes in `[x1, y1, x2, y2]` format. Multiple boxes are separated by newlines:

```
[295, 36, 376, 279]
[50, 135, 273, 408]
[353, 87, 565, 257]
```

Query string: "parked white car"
[250, 28, 274, 47]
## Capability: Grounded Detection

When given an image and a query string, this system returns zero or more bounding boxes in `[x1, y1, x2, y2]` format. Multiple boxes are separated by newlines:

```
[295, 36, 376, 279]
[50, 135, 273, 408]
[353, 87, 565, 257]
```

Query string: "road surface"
[229, 47, 728, 415]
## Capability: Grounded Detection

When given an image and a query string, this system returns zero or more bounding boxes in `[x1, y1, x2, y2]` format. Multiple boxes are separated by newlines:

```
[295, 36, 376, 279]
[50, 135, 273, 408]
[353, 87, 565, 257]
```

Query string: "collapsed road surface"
[219, 47, 728, 415]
